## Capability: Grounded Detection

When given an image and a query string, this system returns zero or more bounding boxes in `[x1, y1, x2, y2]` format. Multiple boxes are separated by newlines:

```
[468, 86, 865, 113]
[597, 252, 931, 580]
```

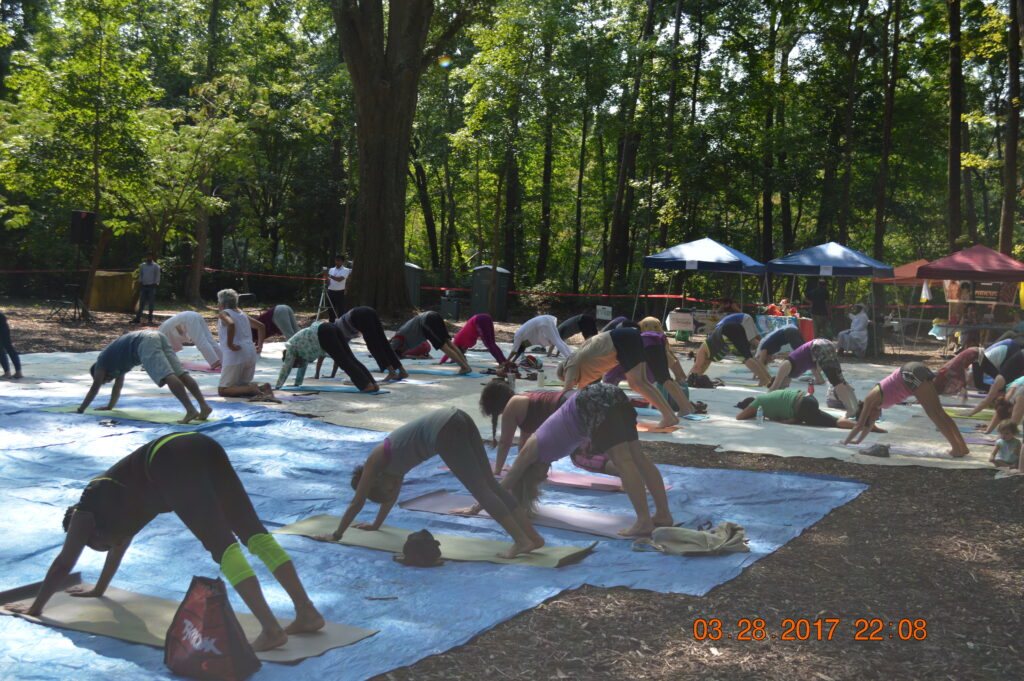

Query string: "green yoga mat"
[275, 515, 596, 568]
[42, 406, 218, 424]
[943, 408, 995, 421]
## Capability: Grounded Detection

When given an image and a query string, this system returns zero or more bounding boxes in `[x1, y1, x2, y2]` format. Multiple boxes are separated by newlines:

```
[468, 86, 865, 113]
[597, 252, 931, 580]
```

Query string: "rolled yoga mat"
[280, 385, 389, 394]
[274, 516, 596, 568]
[636, 422, 680, 433]
[0, 575, 376, 664]
[42, 406, 219, 424]
[400, 490, 646, 540]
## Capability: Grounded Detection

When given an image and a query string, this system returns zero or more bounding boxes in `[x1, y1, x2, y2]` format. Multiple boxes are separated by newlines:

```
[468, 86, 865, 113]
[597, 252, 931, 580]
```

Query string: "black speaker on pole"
[70, 210, 96, 246]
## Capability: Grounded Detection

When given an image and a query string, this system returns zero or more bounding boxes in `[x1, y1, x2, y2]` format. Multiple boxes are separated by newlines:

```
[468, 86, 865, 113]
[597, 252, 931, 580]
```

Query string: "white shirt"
[328, 265, 351, 291]
[159, 311, 222, 366]
[513, 315, 573, 357]
[848, 311, 869, 338]
[218, 309, 257, 367]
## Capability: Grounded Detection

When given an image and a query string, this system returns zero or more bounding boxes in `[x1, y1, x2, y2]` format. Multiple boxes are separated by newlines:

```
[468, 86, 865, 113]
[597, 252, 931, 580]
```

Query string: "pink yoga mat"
[439, 462, 671, 492]
[400, 490, 640, 539]
[964, 436, 995, 445]
[182, 361, 220, 373]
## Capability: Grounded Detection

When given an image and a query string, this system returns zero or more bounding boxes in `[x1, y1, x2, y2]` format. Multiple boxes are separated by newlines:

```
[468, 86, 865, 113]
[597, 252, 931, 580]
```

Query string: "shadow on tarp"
[0, 396, 868, 681]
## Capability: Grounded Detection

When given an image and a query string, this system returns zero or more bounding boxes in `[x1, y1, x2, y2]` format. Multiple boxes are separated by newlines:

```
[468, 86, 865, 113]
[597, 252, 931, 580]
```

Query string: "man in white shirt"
[326, 253, 351, 322]
[131, 253, 161, 324]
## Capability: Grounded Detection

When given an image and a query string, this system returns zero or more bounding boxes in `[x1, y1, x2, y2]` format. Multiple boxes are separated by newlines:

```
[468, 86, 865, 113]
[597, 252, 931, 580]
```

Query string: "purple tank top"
[786, 341, 817, 376]
[533, 392, 588, 464]
[520, 391, 565, 444]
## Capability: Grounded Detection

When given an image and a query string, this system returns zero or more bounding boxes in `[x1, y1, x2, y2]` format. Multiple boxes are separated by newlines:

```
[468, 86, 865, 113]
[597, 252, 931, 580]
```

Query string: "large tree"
[329, 0, 488, 313]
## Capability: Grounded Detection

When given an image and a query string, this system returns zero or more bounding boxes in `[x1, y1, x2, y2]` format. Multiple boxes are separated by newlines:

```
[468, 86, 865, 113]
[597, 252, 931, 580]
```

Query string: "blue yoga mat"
[0, 395, 867, 681]
[280, 385, 389, 394]
[405, 368, 485, 378]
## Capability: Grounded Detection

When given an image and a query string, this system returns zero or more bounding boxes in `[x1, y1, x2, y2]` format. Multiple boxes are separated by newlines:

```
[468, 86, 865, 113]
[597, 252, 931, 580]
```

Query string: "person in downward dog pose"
[441, 313, 507, 366]
[322, 407, 544, 559]
[3, 432, 325, 651]
[252, 304, 300, 342]
[967, 340, 1024, 417]
[509, 314, 575, 360]
[158, 311, 222, 369]
[844, 362, 969, 458]
[389, 311, 473, 374]
[602, 329, 697, 417]
[768, 339, 858, 417]
[275, 321, 380, 392]
[558, 327, 679, 428]
[557, 314, 599, 345]
[753, 326, 806, 367]
[79, 330, 212, 424]
[690, 321, 773, 386]
[463, 383, 673, 537]
[317, 306, 408, 382]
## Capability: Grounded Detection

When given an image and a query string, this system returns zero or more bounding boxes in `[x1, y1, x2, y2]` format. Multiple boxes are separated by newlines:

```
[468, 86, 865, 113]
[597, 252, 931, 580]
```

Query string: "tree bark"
[947, 0, 964, 250]
[536, 39, 555, 284]
[659, 0, 685, 249]
[999, 0, 1020, 254]
[572, 104, 589, 294]
[872, 0, 902, 263]
[331, 0, 476, 313]
[410, 141, 440, 268]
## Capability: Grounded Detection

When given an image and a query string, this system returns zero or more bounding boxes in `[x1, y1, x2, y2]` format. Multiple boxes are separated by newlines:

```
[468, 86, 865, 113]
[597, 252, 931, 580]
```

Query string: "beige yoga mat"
[0, 575, 375, 664]
[275, 515, 596, 568]
[43, 406, 218, 425]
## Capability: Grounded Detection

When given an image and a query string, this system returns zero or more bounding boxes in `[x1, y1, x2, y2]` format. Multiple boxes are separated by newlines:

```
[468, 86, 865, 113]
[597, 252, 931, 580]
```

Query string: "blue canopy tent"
[767, 242, 894, 351]
[634, 238, 766, 318]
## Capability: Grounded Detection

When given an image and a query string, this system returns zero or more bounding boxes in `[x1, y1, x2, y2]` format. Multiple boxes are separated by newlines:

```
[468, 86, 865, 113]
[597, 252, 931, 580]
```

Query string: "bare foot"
[655, 414, 680, 429]
[197, 405, 213, 421]
[652, 512, 674, 528]
[361, 382, 380, 393]
[1, 373, 10, 379]
[456, 367, 472, 375]
[284, 602, 325, 635]
[950, 448, 970, 458]
[178, 409, 200, 424]
[496, 538, 541, 559]
[251, 626, 288, 652]
[396, 369, 409, 379]
[618, 520, 655, 537]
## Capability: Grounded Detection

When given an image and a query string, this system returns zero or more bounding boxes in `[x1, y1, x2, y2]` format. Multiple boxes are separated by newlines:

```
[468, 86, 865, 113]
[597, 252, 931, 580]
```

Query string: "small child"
[989, 420, 1022, 471]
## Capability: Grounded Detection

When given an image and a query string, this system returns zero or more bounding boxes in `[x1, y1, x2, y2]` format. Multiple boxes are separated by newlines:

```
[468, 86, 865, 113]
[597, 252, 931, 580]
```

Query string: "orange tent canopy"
[872, 259, 930, 287]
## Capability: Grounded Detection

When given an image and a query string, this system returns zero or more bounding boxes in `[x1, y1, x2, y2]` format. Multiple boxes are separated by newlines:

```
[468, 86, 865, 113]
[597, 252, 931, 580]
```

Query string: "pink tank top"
[877, 369, 913, 409]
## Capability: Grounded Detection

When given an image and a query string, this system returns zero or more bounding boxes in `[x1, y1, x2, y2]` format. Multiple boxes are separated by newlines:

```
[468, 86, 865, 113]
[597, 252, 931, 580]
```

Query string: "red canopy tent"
[872, 259, 930, 287]
[916, 245, 1024, 282]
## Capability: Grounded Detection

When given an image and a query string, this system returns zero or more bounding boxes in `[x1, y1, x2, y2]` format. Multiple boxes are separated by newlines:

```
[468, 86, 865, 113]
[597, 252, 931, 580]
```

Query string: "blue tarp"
[767, 242, 894, 278]
[642, 238, 766, 274]
[0, 396, 868, 680]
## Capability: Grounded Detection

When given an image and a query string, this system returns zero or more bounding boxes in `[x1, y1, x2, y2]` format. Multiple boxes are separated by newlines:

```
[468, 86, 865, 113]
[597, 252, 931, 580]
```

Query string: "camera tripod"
[315, 271, 338, 322]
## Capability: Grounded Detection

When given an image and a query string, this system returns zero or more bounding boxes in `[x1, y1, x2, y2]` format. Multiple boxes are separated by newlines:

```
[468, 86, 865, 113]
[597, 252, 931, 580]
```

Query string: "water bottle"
[536, 370, 546, 389]
[807, 383, 814, 395]
[756, 406, 764, 424]
[507, 372, 516, 392]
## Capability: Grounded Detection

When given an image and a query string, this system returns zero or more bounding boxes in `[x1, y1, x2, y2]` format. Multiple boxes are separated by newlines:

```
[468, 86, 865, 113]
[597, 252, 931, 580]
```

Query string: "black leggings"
[149, 435, 267, 562]
[609, 327, 645, 372]
[0, 313, 19, 374]
[347, 306, 403, 372]
[317, 323, 374, 390]
[437, 410, 520, 517]
[642, 343, 671, 383]
[794, 395, 839, 428]
[420, 311, 450, 349]
[327, 289, 346, 322]
[590, 401, 639, 449]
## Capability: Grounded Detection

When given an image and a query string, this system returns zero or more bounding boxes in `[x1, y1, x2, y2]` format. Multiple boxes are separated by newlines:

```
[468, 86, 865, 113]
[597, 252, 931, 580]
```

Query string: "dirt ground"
[2, 299, 1021, 681]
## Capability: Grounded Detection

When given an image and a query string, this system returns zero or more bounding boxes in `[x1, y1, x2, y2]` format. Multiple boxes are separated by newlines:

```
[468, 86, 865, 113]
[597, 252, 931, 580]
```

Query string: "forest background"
[1, 0, 1023, 316]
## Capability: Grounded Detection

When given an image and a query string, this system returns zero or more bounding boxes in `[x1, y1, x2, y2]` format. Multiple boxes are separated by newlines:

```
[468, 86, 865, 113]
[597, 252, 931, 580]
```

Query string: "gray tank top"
[384, 407, 460, 476]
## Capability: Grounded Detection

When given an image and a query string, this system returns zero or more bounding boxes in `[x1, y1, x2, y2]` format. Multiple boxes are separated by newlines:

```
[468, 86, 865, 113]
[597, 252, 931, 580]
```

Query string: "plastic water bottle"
[807, 383, 814, 395]
[507, 373, 516, 392]
[756, 406, 764, 424]
[536, 370, 546, 389]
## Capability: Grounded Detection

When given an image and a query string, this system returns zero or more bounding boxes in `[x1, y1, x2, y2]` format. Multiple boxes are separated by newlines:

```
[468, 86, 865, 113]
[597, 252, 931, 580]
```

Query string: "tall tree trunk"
[605, 0, 657, 293]
[778, 44, 794, 254]
[962, 120, 978, 241]
[659, 0, 685, 249]
[410, 142, 440, 268]
[948, 0, 964, 250]
[502, 117, 522, 287]
[689, 1, 705, 126]
[573, 107, 589, 295]
[999, 0, 1021, 254]
[836, 0, 869, 245]
[760, 7, 777, 267]
[873, 0, 902, 263]
[536, 40, 555, 284]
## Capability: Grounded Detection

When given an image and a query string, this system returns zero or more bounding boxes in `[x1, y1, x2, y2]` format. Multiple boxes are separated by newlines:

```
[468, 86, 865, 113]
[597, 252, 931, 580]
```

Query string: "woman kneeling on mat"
[275, 320, 380, 392]
[3, 433, 324, 651]
[735, 391, 885, 432]
[465, 383, 673, 537]
[322, 407, 544, 558]
[845, 362, 969, 457]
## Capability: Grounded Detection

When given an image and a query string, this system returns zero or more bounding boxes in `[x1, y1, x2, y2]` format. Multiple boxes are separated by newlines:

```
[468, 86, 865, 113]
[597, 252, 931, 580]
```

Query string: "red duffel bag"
[164, 576, 262, 681]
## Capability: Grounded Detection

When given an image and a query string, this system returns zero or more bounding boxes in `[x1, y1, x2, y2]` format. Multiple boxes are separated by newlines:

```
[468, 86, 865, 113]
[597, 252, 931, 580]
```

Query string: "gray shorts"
[219, 361, 256, 388]
[139, 333, 185, 385]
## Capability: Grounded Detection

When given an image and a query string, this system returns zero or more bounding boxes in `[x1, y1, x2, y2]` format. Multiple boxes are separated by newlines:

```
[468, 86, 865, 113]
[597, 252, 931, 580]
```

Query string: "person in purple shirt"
[252, 305, 299, 342]
[768, 338, 858, 416]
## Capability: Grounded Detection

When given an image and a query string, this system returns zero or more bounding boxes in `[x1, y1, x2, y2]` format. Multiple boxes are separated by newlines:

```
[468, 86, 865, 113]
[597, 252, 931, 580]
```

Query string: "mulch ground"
[2, 299, 1021, 681]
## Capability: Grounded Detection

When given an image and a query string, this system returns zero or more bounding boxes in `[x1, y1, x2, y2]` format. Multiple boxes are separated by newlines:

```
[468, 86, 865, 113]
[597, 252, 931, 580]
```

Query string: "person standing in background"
[804, 279, 831, 339]
[326, 253, 351, 322]
[131, 253, 160, 324]
[0, 311, 23, 379]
